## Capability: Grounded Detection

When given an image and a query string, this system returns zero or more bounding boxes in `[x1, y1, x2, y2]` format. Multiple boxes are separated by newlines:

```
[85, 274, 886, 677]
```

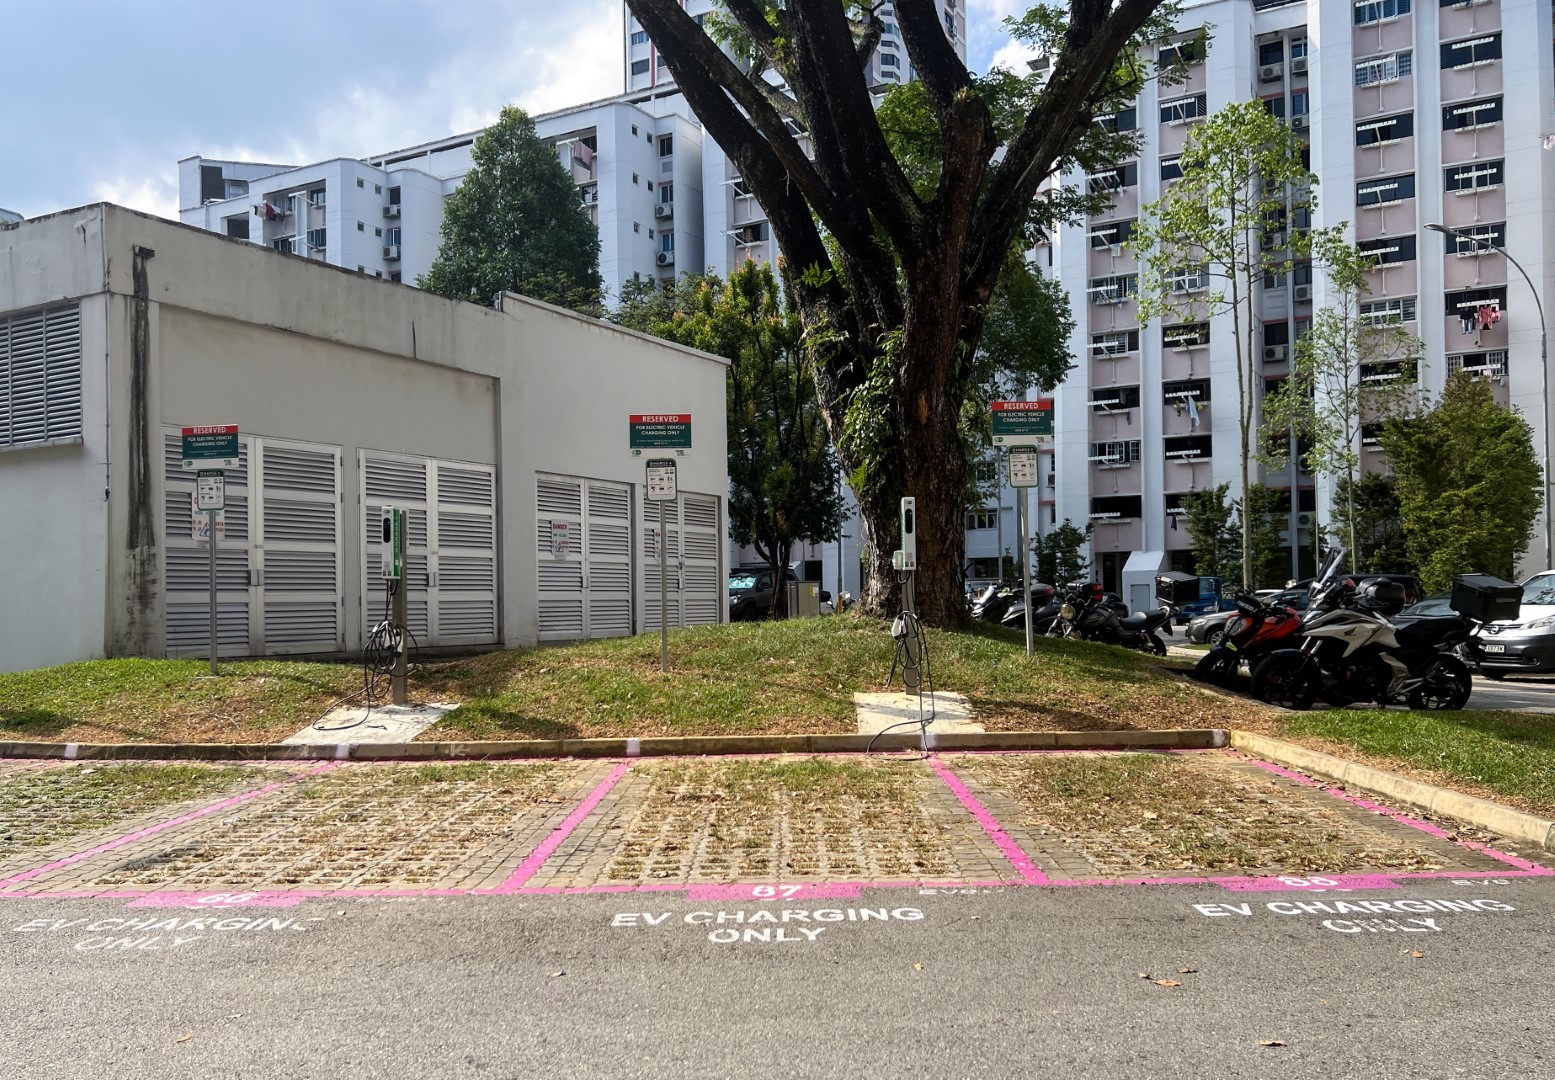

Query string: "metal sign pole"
[659, 501, 669, 672]
[1021, 489, 1033, 659]
[208, 510, 219, 675]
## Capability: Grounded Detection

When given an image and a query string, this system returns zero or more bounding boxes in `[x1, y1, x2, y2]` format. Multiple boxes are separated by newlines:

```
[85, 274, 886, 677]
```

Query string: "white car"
[1476, 571, 1555, 677]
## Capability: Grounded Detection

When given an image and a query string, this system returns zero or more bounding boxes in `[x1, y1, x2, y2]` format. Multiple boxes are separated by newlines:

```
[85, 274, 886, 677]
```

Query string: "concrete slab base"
[853, 691, 984, 735]
[283, 701, 459, 745]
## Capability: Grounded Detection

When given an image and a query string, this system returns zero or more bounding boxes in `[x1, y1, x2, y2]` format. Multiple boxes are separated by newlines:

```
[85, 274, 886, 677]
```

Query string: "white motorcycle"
[1250, 549, 1475, 711]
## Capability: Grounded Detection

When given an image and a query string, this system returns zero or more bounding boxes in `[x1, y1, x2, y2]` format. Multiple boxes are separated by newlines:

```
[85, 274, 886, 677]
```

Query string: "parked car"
[1475, 571, 1555, 676]
[728, 567, 796, 621]
[1185, 588, 1308, 644]
[1394, 592, 1456, 623]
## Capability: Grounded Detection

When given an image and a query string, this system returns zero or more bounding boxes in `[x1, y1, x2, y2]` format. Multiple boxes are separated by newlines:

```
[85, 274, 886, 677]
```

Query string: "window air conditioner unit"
[383, 245, 400, 260]
[383, 205, 401, 218]
[654, 204, 673, 219]
[656, 251, 675, 266]
[1260, 63, 1284, 83]
[1291, 115, 1308, 131]
[1292, 56, 1308, 75]
[1297, 513, 1313, 527]
[1263, 345, 1288, 362]
[1293, 284, 1313, 302]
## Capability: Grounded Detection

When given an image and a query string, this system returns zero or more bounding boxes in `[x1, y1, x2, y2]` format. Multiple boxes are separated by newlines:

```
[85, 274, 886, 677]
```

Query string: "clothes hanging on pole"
[1477, 305, 1501, 331]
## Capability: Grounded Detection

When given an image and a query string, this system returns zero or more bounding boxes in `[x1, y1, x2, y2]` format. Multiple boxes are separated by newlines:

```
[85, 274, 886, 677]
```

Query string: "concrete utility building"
[0, 205, 729, 673]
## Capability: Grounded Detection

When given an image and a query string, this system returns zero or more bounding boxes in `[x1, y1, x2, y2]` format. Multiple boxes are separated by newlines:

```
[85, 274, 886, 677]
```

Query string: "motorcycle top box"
[1450, 574, 1522, 623]
[1155, 571, 1199, 606]
[1354, 578, 1407, 617]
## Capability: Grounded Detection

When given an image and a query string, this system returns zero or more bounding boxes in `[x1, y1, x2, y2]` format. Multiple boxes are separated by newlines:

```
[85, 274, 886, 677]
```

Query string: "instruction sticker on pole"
[196, 470, 226, 510]
[991, 400, 1053, 446]
[189, 494, 225, 544]
[1008, 447, 1040, 488]
[630, 414, 692, 457]
[181, 425, 240, 470]
[646, 458, 678, 502]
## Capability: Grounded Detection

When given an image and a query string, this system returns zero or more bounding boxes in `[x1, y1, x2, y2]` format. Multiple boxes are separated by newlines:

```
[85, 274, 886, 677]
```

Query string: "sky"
[0, 1, 1036, 222]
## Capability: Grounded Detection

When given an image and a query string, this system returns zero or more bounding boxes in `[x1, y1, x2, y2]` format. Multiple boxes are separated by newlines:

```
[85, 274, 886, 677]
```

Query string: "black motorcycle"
[999, 583, 1061, 634]
[970, 584, 1017, 624]
[1047, 581, 1172, 656]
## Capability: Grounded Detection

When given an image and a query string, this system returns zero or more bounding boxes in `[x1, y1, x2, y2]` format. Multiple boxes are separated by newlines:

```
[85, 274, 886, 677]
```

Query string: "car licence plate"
[1484, 644, 1506, 653]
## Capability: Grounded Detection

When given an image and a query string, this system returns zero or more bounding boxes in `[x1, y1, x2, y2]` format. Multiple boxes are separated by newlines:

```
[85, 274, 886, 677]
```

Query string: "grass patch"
[0, 763, 253, 860]
[0, 659, 361, 744]
[1279, 708, 1555, 820]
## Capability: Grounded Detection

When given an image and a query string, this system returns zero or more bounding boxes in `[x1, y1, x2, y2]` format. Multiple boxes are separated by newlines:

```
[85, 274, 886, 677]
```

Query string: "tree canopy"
[421, 105, 604, 315]
[624, 0, 1177, 624]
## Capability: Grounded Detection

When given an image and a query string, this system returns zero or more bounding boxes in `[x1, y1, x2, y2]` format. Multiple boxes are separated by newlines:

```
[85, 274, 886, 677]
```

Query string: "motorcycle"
[999, 583, 1061, 634]
[1190, 590, 1303, 688]
[1250, 548, 1475, 711]
[970, 584, 1018, 625]
[1047, 581, 1173, 656]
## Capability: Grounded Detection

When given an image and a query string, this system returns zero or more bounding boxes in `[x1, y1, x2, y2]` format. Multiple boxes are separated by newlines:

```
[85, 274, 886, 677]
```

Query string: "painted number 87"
[751, 885, 803, 899]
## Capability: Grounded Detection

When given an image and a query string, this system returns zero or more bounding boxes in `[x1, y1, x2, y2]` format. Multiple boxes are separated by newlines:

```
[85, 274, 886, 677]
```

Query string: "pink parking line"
[1241, 755, 1555, 875]
[0, 762, 340, 891]
[927, 756, 1048, 884]
[479, 760, 632, 895]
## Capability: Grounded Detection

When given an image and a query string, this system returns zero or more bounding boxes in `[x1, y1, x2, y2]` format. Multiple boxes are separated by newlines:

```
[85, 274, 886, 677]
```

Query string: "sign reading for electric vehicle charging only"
[629, 414, 692, 456]
[991, 400, 1053, 446]
[181, 425, 240, 470]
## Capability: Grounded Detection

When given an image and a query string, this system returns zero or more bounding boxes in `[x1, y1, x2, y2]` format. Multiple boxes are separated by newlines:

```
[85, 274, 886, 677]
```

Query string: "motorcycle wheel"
[1145, 633, 1167, 656]
[1407, 656, 1473, 711]
[1251, 653, 1319, 711]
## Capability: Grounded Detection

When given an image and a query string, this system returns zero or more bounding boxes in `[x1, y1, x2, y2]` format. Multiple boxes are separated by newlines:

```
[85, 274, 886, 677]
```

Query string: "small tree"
[1242, 483, 1292, 589]
[614, 265, 845, 615]
[1183, 482, 1240, 585]
[1330, 473, 1410, 574]
[1261, 237, 1420, 560]
[421, 105, 604, 315]
[1032, 518, 1093, 586]
[1381, 373, 1542, 592]
[1132, 100, 1330, 587]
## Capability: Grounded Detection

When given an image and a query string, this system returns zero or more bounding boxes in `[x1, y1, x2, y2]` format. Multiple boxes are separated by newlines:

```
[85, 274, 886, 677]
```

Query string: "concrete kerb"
[1231, 730, 1555, 855]
[0, 728, 1229, 764]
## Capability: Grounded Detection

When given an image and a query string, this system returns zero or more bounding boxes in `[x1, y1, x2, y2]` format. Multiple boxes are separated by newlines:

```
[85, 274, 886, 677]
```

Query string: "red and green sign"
[991, 400, 1053, 445]
[629, 413, 692, 454]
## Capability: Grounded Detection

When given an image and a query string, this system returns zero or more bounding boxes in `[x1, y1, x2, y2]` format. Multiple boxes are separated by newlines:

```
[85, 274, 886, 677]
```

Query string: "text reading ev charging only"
[1193, 895, 1516, 935]
[612, 907, 924, 945]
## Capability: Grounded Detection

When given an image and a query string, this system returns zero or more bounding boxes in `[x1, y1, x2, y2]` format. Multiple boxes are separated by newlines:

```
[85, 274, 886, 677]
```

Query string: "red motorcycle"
[1191, 591, 1302, 687]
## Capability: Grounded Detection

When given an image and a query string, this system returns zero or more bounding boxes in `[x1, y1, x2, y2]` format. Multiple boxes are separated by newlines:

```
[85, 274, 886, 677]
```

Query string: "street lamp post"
[1424, 223, 1551, 567]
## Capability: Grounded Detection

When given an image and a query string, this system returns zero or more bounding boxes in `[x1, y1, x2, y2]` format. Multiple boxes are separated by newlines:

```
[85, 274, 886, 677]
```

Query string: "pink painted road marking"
[1241, 755, 1555, 876]
[480, 760, 632, 895]
[0, 762, 340, 892]
[928, 756, 1048, 884]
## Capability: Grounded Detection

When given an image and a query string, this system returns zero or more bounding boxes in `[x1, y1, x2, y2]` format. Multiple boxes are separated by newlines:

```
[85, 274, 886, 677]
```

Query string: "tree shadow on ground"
[424, 706, 580, 741]
[0, 709, 81, 738]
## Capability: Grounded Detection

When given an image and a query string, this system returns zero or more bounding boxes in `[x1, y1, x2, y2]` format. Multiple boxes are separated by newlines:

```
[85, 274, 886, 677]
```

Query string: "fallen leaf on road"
[176, 1033, 193, 1044]
[1177, 967, 1197, 974]
[1410, 951, 1424, 958]
[912, 962, 923, 971]
[1260, 1040, 1286, 1048]
[550, 970, 565, 977]
[1151, 979, 1182, 988]
[1138, 972, 1150, 979]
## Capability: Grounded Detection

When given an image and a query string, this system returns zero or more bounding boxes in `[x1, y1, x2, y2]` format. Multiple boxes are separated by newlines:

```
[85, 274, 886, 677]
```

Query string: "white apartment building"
[1042, 0, 1555, 609]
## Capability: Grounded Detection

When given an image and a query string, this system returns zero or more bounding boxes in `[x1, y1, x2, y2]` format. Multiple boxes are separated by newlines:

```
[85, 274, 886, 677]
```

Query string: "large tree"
[1131, 99, 1324, 588]
[1381, 372, 1542, 592]
[421, 105, 604, 315]
[614, 265, 845, 615]
[625, 0, 1176, 624]
[1260, 236, 1420, 561]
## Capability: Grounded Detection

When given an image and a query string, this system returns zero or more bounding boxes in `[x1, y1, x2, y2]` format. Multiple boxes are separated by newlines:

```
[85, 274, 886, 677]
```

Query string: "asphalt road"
[5, 876, 1554, 1079]
[1465, 675, 1555, 713]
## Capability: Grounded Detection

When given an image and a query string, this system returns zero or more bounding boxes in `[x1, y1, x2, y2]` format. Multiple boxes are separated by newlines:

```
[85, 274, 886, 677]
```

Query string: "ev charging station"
[379, 505, 409, 705]
[884, 496, 936, 738]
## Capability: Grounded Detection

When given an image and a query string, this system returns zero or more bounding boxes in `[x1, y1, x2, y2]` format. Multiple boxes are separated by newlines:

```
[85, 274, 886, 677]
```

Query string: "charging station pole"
[645, 458, 678, 674]
[391, 510, 408, 705]
[208, 509, 219, 675]
[1008, 447, 1039, 659]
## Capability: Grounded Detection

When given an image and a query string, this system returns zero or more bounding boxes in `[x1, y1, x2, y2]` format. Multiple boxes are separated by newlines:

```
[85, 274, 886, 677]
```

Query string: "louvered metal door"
[258, 440, 343, 653]
[536, 474, 633, 641]
[640, 489, 721, 631]
[163, 431, 254, 657]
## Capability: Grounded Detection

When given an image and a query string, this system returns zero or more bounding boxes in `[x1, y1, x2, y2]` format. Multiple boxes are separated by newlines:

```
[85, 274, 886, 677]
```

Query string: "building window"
[631, 30, 649, 45]
[1355, 112, 1413, 146]
[272, 236, 296, 255]
[1160, 156, 1182, 182]
[1443, 96, 1503, 130]
[1442, 222, 1507, 255]
[632, 125, 639, 136]
[1447, 350, 1508, 377]
[375, 184, 382, 194]
[306, 228, 327, 250]
[1157, 40, 1203, 68]
[662, 233, 676, 253]
[1360, 296, 1417, 325]
[881, 53, 900, 67]
[1086, 163, 1138, 193]
[225, 216, 249, 240]
[634, 222, 641, 234]
[1163, 322, 1210, 348]
[660, 184, 673, 205]
[631, 59, 649, 76]
[1444, 159, 1504, 192]
[1090, 495, 1142, 521]
[1091, 385, 1141, 411]
[1093, 106, 1137, 134]
[1258, 40, 1284, 66]
[356, 221, 365, 232]
[733, 222, 766, 247]
[306, 187, 326, 207]
[387, 186, 401, 206]
[1441, 34, 1501, 70]
[374, 227, 382, 237]
[1355, 174, 1415, 206]
[1160, 93, 1207, 125]
[1444, 285, 1508, 318]
[1263, 96, 1286, 120]
[388, 270, 402, 284]
[1163, 378, 1212, 404]
[1089, 440, 1141, 465]
[1163, 435, 1213, 461]
[1291, 90, 1310, 117]
[1168, 265, 1211, 293]
[632, 173, 640, 184]
[0, 303, 82, 450]
[356, 178, 365, 188]
[1289, 38, 1308, 61]
[658, 134, 673, 157]
[1087, 274, 1138, 304]
[1357, 236, 1416, 265]
[1354, 0, 1410, 25]
[1088, 219, 1136, 248]
[1354, 50, 1412, 86]
[965, 509, 999, 531]
[1090, 330, 1139, 357]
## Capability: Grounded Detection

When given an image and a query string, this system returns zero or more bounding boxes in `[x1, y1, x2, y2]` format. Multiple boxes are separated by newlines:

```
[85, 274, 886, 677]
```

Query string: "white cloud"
[965, 0, 1026, 74]
[91, 172, 179, 221]
[988, 38, 1040, 76]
